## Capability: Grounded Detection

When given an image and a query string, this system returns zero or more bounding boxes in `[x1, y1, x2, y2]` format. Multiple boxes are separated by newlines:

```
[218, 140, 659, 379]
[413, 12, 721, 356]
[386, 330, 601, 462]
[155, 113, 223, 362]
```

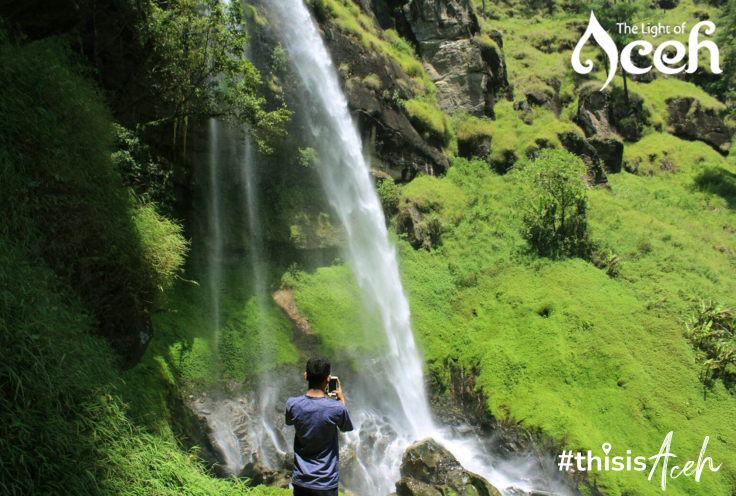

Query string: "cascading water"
[205, 119, 248, 475]
[270, 0, 433, 439]
[267, 2, 577, 495]
[242, 132, 291, 469]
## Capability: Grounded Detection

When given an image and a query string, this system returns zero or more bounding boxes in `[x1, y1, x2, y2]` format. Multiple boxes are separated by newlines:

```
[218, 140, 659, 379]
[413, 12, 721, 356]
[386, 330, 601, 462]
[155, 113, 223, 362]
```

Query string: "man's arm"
[285, 398, 294, 426]
[338, 404, 354, 432]
[334, 378, 353, 432]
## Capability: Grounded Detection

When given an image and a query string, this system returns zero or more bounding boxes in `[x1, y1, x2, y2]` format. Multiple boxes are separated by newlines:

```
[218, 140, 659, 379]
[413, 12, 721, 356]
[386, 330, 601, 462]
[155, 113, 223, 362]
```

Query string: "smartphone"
[328, 376, 338, 395]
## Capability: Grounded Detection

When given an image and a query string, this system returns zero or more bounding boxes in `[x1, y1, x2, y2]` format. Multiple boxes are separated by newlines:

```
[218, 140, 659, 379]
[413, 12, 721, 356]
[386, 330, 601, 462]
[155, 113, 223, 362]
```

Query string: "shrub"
[377, 179, 401, 218]
[518, 149, 591, 259]
[686, 300, 736, 385]
[0, 36, 188, 364]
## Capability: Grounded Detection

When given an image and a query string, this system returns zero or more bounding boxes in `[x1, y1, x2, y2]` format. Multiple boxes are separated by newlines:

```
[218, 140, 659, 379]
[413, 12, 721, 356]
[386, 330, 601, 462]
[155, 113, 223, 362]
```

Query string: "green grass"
[476, 101, 582, 164]
[289, 264, 386, 360]
[388, 151, 736, 496]
[405, 99, 452, 145]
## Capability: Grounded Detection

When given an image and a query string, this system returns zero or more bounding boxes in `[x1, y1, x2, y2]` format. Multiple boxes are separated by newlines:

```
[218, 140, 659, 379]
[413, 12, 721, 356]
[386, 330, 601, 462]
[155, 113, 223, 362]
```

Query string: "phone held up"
[328, 376, 338, 399]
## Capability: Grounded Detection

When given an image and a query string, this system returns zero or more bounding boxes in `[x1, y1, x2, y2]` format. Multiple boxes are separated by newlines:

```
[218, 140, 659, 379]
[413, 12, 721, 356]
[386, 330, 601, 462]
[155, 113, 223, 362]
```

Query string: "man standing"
[285, 356, 354, 496]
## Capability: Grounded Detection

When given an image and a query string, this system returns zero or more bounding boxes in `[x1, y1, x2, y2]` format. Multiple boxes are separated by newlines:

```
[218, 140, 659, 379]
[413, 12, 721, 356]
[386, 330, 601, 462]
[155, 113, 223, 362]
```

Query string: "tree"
[136, 0, 289, 153]
[519, 149, 591, 259]
[589, 0, 640, 109]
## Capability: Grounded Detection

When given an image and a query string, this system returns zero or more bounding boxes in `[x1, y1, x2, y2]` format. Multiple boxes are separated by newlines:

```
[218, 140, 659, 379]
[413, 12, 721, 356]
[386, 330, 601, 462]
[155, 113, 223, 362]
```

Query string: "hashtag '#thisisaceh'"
[558, 450, 573, 471]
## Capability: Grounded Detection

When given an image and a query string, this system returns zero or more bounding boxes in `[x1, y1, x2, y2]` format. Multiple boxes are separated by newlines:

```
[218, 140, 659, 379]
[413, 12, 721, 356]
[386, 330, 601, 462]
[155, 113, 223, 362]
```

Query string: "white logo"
[572, 11, 722, 91]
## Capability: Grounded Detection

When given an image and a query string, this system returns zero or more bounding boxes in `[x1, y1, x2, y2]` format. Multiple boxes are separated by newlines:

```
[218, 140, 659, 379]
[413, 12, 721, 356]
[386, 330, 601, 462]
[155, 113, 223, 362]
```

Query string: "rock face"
[404, 0, 509, 117]
[396, 438, 503, 496]
[558, 132, 608, 185]
[323, 25, 451, 177]
[666, 97, 733, 155]
[576, 85, 646, 142]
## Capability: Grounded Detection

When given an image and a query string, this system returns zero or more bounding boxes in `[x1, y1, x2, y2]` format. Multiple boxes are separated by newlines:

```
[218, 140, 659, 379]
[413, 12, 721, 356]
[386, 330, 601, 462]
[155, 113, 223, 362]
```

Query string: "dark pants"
[293, 484, 338, 496]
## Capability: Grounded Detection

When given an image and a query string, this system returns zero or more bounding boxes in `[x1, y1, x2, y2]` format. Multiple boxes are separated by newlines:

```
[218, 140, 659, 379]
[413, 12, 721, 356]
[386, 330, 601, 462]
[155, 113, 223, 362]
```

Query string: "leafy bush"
[377, 179, 401, 218]
[0, 241, 283, 496]
[686, 300, 736, 384]
[518, 149, 591, 259]
[112, 124, 175, 209]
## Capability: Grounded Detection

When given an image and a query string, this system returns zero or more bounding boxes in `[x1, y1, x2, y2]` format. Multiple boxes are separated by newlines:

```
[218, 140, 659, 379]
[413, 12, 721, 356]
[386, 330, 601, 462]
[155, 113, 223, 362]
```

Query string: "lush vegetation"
[3, 0, 736, 494]
[0, 2, 290, 493]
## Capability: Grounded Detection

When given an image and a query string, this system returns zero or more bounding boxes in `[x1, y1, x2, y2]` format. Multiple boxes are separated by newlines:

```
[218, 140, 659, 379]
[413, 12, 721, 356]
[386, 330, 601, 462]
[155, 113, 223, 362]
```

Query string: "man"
[285, 356, 354, 496]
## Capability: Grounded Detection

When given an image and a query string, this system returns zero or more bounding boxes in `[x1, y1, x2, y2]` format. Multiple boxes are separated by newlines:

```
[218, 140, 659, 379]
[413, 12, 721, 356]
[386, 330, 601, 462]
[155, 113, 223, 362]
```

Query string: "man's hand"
[335, 376, 346, 406]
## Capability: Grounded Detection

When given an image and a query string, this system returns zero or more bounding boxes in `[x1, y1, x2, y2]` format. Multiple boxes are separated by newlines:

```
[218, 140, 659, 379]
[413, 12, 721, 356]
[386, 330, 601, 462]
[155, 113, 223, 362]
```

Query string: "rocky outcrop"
[588, 137, 624, 174]
[403, 0, 510, 117]
[558, 132, 609, 185]
[396, 198, 442, 250]
[666, 97, 733, 155]
[457, 133, 492, 160]
[323, 25, 451, 177]
[576, 85, 646, 142]
[396, 438, 503, 496]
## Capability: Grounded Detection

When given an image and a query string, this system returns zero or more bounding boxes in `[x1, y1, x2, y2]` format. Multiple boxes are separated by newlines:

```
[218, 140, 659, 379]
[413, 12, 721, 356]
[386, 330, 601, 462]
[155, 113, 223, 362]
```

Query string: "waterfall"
[271, 0, 433, 440]
[271, 1, 433, 493]
[206, 119, 248, 475]
[269, 2, 577, 496]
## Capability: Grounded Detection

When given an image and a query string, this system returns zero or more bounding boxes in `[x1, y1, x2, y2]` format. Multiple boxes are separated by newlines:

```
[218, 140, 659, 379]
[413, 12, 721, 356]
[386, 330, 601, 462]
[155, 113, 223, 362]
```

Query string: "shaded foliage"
[0, 35, 187, 364]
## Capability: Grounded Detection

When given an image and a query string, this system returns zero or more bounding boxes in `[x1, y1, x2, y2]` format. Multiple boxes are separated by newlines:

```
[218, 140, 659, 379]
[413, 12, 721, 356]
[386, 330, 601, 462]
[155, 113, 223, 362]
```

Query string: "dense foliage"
[518, 150, 591, 259]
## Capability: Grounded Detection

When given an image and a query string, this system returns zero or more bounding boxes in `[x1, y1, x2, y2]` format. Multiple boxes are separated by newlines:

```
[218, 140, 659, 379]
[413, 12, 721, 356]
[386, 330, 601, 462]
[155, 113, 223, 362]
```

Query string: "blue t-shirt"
[285, 395, 354, 490]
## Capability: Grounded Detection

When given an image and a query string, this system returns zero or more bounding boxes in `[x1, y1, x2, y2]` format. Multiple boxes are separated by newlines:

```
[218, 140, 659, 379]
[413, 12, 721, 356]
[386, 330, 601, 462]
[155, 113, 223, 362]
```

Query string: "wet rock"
[396, 477, 443, 496]
[398, 438, 503, 496]
[273, 288, 318, 349]
[666, 97, 733, 154]
[241, 459, 292, 488]
[404, 0, 510, 118]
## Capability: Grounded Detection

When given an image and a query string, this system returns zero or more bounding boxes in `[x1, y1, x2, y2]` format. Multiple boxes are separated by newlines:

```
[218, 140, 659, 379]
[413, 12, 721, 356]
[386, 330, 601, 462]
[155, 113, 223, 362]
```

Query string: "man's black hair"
[306, 356, 331, 389]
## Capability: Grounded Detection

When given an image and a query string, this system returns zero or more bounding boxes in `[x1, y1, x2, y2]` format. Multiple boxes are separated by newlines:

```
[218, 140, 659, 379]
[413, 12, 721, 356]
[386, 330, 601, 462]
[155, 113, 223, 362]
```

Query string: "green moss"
[405, 99, 451, 143]
[219, 298, 300, 381]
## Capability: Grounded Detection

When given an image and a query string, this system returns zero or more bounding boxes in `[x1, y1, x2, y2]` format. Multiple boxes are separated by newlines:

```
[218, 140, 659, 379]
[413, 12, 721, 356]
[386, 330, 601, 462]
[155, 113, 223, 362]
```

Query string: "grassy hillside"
[0, 33, 290, 496]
